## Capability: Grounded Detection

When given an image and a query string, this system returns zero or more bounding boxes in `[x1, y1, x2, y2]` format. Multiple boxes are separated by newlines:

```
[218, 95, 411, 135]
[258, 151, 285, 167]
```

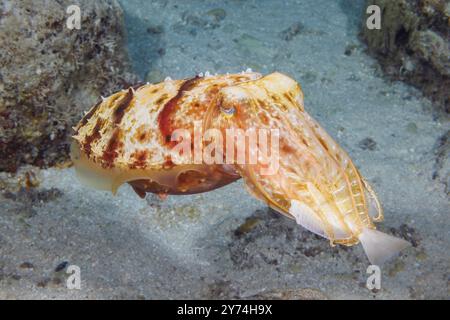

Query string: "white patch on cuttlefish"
[289, 199, 410, 265]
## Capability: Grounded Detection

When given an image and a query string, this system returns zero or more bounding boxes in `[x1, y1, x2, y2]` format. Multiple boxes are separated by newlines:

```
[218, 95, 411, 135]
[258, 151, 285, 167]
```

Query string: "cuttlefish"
[71, 71, 410, 265]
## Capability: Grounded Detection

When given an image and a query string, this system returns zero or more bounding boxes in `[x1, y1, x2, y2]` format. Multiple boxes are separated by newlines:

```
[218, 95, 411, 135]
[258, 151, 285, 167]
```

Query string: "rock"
[0, 0, 138, 172]
[146, 25, 164, 35]
[361, 0, 450, 113]
[54, 261, 69, 273]
[36, 278, 51, 288]
[344, 43, 360, 56]
[234, 217, 261, 237]
[19, 262, 34, 269]
[206, 8, 227, 23]
[406, 122, 418, 134]
[358, 137, 377, 151]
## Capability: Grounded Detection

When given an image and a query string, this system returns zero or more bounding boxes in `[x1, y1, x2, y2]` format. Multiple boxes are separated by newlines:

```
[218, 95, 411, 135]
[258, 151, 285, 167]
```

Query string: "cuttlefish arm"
[209, 72, 409, 265]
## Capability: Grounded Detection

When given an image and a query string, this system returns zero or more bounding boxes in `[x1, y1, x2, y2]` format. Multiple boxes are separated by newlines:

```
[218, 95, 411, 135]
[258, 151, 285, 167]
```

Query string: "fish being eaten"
[71, 71, 410, 265]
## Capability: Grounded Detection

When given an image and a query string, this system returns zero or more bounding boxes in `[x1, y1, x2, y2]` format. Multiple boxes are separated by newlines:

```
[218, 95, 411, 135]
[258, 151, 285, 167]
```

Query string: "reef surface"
[362, 0, 450, 113]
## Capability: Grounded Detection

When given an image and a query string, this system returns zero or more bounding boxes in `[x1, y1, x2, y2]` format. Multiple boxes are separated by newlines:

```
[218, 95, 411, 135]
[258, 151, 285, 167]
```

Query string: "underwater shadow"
[337, 0, 366, 36]
[120, 3, 165, 79]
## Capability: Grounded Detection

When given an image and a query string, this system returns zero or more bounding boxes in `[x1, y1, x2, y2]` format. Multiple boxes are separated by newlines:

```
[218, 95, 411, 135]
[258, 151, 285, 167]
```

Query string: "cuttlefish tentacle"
[71, 71, 409, 265]
[208, 72, 409, 263]
[271, 97, 358, 244]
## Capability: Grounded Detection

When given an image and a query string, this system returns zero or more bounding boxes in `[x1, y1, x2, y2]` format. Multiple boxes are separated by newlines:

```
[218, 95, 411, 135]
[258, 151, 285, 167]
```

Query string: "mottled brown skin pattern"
[82, 118, 104, 157]
[102, 128, 124, 168]
[130, 150, 150, 169]
[79, 100, 102, 127]
[72, 73, 260, 197]
[158, 76, 202, 147]
[113, 88, 134, 124]
[133, 125, 152, 144]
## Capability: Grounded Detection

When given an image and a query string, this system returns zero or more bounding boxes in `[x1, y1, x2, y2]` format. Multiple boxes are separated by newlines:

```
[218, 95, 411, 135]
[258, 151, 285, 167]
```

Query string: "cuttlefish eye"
[220, 105, 236, 117]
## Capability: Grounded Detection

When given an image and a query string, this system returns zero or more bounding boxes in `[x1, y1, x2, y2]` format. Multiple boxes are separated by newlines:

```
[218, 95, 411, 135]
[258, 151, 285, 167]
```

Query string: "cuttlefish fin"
[289, 199, 352, 241]
[289, 200, 327, 238]
[70, 141, 116, 192]
[361, 178, 384, 222]
[358, 228, 410, 265]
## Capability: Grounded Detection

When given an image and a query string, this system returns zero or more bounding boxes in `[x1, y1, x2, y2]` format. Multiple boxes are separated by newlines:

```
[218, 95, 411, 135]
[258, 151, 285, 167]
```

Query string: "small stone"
[19, 262, 34, 269]
[207, 39, 224, 50]
[37, 278, 51, 288]
[358, 137, 377, 151]
[181, 11, 207, 28]
[406, 122, 418, 134]
[157, 48, 166, 56]
[146, 25, 164, 34]
[234, 218, 260, 237]
[36, 188, 63, 202]
[24, 171, 40, 189]
[55, 261, 69, 272]
[206, 8, 227, 22]
[51, 277, 62, 286]
[416, 250, 427, 260]
[344, 44, 359, 56]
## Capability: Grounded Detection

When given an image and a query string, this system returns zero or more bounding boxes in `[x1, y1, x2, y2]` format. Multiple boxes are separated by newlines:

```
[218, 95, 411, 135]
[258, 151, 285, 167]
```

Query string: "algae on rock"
[361, 0, 449, 112]
[0, 0, 137, 172]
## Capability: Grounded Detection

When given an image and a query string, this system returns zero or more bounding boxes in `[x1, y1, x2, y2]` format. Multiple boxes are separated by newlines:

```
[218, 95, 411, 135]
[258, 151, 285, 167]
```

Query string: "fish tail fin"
[358, 228, 410, 265]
